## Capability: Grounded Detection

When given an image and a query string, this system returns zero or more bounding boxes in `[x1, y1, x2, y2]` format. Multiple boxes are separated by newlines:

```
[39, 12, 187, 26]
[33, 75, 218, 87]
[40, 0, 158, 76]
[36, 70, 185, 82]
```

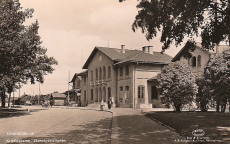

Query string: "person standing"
[108, 97, 112, 109]
[100, 100, 105, 111]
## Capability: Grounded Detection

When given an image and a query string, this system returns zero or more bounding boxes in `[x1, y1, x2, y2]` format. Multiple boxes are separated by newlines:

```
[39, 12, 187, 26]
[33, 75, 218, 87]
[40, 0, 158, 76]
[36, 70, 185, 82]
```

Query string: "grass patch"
[146, 111, 230, 143]
[0, 108, 28, 118]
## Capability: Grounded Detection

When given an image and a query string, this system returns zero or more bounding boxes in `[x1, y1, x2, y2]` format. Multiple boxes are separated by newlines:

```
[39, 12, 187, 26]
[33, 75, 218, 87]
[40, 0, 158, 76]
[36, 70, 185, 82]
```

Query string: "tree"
[195, 75, 212, 112]
[0, 0, 58, 107]
[120, 0, 230, 51]
[157, 62, 198, 112]
[203, 50, 230, 112]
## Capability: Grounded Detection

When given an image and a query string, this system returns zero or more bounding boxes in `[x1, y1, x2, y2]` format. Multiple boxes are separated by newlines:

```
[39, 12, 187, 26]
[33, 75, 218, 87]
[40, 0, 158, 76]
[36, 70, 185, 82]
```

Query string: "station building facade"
[70, 45, 172, 108]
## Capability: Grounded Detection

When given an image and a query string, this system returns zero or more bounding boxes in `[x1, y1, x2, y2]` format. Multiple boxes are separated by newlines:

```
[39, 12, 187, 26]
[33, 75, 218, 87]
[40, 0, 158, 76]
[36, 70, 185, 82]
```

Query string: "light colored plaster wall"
[179, 48, 210, 75]
[87, 51, 117, 105]
[116, 62, 133, 107]
[134, 64, 161, 108]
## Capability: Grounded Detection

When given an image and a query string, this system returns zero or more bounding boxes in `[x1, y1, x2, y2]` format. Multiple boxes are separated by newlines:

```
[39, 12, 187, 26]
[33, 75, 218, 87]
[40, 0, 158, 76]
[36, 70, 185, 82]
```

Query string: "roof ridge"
[114, 51, 143, 65]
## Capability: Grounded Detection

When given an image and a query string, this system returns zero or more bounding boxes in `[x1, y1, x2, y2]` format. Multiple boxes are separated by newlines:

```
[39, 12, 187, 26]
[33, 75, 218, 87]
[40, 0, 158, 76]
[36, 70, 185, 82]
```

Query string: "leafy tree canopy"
[0, 0, 58, 107]
[203, 50, 230, 112]
[157, 61, 198, 112]
[120, 0, 230, 52]
[0, 0, 58, 89]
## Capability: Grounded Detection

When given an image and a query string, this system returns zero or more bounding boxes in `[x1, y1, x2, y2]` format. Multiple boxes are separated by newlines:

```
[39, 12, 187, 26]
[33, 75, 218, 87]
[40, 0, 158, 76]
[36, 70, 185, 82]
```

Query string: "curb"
[146, 114, 176, 132]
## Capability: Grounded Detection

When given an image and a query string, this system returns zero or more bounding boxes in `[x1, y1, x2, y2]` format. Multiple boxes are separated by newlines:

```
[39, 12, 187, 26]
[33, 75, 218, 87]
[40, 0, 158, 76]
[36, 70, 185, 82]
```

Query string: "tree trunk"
[229, 96, 230, 112]
[174, 103, 181, 112]
[216, 99, 220, 112]
[1, 91, 6, 108]
[8, 93, 11, 107]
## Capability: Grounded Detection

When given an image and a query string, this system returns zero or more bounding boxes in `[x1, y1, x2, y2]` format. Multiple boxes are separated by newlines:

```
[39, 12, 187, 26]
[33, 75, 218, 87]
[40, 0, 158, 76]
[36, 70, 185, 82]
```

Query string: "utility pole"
[19, 83, 20, 105]
[68, 71, 70, 104]
[38, 83, 40, 105]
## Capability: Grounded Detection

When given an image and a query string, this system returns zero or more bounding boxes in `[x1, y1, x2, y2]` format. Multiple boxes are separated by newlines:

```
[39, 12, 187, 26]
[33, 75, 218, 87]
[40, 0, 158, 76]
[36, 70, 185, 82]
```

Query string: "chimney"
[147, 46, 153, 54]
[121, 45, 125, 53]
[142, 46, 147, 53]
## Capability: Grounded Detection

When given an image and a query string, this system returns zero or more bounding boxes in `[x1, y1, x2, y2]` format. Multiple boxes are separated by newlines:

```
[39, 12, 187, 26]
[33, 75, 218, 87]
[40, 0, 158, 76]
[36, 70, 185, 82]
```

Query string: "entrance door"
[137, 85, 145, 104]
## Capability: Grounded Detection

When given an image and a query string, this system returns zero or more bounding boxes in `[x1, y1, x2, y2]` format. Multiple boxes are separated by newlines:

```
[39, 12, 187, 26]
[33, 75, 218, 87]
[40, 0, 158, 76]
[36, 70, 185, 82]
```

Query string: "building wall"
[179, 48, 210, 75]
[85, 51, 117, 106]
[116, 63, 132, 108]
[134, 64, 162, 108]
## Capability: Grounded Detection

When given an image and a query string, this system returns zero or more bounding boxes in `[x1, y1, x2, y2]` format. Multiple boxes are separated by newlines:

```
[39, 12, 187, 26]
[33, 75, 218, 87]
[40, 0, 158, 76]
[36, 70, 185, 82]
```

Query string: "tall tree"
[157, 62, 198, 112]
[203, 50, 230, 112]
[0, 0, 58, 107]
[121, 0, 230, 51]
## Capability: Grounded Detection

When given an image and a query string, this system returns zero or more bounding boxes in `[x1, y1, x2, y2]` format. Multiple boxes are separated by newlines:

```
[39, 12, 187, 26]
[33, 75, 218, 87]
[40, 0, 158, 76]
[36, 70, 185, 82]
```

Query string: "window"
[125, 65, 129, 75]
[192, 56, 196, 67]
[91, 71, 93, 81]
[125, 86, 129, 91]
[138, 85, 145, 98]
[108, 87, 111, 98]
[120, 66, 123, 76]
[108, 66, 111, 78]
[91, 89, 93, 100]
[83, 75, 86, 85]
[103, 66, 106, 79]
[197, 55, 201, 67]
[84, 91, 86, 101]
[99, 67, 102, 79]
[120, 86, 123, 91]
[96, 68, 98, 80]
[151, 86, 158, 99]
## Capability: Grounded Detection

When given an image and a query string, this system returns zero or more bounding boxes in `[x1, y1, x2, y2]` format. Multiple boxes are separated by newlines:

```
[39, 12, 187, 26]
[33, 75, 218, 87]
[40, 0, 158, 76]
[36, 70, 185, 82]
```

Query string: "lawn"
[0, 108, 28, 118]
[146, 111, 230, 143]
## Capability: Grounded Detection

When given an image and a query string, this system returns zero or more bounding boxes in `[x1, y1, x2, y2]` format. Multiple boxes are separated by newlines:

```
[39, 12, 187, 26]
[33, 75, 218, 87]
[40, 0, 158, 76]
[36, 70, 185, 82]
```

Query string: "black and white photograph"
[1, 0, 230, 143]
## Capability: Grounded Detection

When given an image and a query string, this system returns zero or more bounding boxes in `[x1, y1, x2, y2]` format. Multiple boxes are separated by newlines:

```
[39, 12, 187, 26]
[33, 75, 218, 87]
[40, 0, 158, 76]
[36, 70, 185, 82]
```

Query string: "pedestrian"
[100, 100, 105, 111]
[108, 97, 112, 109]
[50, 100, 53, 107]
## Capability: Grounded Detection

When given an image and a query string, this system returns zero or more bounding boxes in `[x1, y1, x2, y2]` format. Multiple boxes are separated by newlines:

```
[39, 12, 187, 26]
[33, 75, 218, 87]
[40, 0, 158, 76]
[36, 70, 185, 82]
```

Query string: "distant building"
[51, 93, 66, 106]
[71, 45, 172, 108]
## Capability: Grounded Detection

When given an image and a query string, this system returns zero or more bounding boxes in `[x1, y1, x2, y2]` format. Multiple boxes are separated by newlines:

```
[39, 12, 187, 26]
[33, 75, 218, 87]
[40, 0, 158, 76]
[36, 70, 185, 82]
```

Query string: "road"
[0, 106, 112, 144]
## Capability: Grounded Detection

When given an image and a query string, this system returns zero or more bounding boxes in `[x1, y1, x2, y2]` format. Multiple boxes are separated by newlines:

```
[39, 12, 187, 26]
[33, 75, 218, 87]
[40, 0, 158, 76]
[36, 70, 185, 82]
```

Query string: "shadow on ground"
[0, 108, 48, 119]
[9, 118, 112, 144]
[0, 109, 29, 119]
[146, 111, 230, 144]
[112, 114, 183, 144]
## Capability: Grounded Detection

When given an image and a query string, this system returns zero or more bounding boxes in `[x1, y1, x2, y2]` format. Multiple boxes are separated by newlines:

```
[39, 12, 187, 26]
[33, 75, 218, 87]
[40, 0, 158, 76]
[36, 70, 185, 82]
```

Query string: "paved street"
[0, 106, 112, 144]
[0, 106, 185, 144]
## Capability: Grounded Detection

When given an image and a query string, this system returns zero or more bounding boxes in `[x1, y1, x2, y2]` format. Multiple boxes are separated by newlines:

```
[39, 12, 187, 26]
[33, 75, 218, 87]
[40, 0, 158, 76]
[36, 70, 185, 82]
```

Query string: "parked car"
[25, 101, 32, 106]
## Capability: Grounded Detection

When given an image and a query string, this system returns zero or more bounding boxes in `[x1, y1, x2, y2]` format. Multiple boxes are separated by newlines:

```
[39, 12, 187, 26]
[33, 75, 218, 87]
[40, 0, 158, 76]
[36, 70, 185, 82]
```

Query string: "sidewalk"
[9, 105, 184, 144]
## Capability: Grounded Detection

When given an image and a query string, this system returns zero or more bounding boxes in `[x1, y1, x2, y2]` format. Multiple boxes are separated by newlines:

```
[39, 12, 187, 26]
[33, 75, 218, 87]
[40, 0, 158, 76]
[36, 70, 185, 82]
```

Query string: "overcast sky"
[14, 0, 188, 97]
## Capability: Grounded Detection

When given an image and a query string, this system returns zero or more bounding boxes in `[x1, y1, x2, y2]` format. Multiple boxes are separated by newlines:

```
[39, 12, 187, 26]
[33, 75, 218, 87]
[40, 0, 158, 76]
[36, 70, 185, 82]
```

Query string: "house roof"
[172, 42, 230, 62]
[51, 93, 66, 98]
[70, 73, 82, 83]
[172, 43, 209, 62]
[83, 47, 172, 69]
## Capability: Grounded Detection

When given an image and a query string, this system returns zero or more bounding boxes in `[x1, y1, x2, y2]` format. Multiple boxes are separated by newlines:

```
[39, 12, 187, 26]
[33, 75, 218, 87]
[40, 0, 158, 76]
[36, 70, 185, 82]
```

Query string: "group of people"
[100, 97, 112, 111]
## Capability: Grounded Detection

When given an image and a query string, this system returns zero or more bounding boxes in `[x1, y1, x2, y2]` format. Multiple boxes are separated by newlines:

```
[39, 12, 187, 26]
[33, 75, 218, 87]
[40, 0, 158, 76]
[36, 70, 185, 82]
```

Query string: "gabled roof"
[70, 73, 82, 83]
[172, 43, 209, 62]
[51, 93, 66, 98]
[83, 47, 172, 69]
[172, 42, 230, 62]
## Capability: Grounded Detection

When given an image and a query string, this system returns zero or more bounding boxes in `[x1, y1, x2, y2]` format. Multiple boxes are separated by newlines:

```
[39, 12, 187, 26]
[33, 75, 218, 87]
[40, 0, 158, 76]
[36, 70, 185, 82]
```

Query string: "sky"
[14, 0, 189, 97]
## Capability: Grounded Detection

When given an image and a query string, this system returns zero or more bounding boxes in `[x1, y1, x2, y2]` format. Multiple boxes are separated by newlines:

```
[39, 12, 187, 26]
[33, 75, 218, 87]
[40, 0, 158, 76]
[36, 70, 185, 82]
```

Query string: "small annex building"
[172, 43, 230, 75]
[71, 45, 172, 108]
[51, 93, 66, 106]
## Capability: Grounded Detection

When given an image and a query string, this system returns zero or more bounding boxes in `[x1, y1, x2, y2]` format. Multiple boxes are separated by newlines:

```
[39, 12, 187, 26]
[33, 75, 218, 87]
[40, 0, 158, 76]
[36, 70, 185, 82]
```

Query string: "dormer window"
[197, 55, 201, 67]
